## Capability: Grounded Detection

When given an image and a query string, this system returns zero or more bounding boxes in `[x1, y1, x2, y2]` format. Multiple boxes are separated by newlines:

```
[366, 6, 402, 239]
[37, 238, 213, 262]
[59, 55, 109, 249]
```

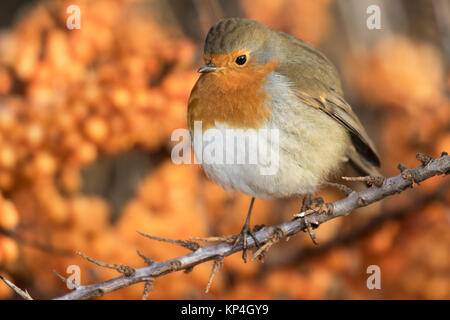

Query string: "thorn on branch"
[136, 250, 154, 266]
[137, 231, 200, 251]
[0, 275, 33, 300]
[342, 175, 385, 187]
[205, 256, 224, 293]
[252, 228, 284, 261]
[142, 278, 154, 300]
[397, 163, 408, 173]
[75, 251, 135, 277]
[184, 266, 194, 274]
[325, 182, 354, 196]
[441, 152, 449, 174]
[190, 235, 236, 244]
[53, 270, 79, 290]
[416, 153, 432, 166]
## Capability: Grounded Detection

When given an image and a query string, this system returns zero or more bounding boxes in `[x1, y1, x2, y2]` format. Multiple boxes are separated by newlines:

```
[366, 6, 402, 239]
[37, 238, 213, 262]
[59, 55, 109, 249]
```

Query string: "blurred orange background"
[0, 0, 448, 299]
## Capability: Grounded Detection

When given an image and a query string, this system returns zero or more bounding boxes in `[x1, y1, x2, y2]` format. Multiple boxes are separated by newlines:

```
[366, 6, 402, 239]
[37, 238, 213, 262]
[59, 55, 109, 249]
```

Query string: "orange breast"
[188, 61, 279, 131]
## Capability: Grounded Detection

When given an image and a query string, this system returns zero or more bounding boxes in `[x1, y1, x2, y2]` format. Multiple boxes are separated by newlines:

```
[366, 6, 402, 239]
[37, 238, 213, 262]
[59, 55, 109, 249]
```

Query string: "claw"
[231, 223, 260, 263]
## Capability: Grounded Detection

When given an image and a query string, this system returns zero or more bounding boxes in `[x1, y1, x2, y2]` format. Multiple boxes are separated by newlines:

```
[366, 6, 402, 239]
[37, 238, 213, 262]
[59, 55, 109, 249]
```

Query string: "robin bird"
[187, 18, 380, 262]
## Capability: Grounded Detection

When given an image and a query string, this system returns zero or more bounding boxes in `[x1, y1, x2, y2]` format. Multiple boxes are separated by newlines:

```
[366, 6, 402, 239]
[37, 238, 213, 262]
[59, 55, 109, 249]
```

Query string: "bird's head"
[198, 18, 280, 76]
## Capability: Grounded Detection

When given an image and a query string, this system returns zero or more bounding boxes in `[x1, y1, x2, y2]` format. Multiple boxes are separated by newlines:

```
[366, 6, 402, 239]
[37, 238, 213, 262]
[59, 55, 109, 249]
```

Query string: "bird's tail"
[347, 148, 382, 177]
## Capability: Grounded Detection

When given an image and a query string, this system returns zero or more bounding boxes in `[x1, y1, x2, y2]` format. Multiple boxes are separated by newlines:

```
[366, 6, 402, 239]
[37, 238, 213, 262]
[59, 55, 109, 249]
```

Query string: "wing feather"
[274, 34, 381, 169]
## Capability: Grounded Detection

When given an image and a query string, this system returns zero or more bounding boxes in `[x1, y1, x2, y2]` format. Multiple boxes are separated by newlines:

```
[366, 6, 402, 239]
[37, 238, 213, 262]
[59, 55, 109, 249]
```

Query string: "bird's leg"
[232, 197, 260, 263]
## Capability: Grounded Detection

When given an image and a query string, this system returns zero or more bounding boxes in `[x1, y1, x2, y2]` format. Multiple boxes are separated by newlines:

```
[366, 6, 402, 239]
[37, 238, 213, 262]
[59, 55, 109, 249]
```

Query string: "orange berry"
[45, 195, 69, 225]
[0, 171, 13, 190]
[0, 200, 19, 230]
[0, 236, 18, 264]
[60, 166, 81, 193]
[25, 123, 44, 147]
[0, 146, 16, 169]
[15, 45, 38, 80]
[69, 196, 109, 233]
[111, 87, 130, 109]
[74, 141, 97, 165]
[84, 116, 108, 143]
[0, 67, 11, 94]
[435, 134, 450, 156]
[33, 152, 57, 176]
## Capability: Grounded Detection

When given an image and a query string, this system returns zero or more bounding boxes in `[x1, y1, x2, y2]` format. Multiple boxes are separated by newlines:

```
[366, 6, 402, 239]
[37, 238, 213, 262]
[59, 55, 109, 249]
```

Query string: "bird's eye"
[235, 55, 247, 66]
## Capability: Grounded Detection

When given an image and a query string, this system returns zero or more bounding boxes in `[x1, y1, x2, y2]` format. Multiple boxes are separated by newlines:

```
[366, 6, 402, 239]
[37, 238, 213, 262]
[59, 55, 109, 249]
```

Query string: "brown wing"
[296, 89, 381, 168]
[288, 84, 381, 171]
[274, 34, 380, 170]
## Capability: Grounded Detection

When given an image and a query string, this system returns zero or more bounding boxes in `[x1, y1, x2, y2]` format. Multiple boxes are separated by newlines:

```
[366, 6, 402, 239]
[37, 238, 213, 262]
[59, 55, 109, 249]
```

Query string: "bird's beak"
[198, 63, 219, 73]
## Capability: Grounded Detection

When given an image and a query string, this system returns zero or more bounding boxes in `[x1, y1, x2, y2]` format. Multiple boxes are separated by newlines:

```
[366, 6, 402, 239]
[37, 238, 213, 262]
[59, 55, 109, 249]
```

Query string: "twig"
[252, 228, 284, 261]
[3, 153, 445, 300]
[324, 182, 354, 196]
[136, 250, 154, 266]
[0, 275, 33, 300]
[142, 279, 154, 300]
[342, 175, 385, 187]
[75, 251, 135, 277]
[190, 235, 236, 243]
[53, 270, 80, 290]
[205, 256, 224, 293]
[137, 232, 200, 251]
[416, 153, 432, 166]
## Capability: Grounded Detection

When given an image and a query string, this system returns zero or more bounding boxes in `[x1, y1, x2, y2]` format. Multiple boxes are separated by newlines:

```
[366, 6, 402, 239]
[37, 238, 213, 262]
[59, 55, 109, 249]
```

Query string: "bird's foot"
[300, 194, 324, 212]
[294, 194, 327, 245]
[295, 211, 320, 245]
[231, 222, 261, 263]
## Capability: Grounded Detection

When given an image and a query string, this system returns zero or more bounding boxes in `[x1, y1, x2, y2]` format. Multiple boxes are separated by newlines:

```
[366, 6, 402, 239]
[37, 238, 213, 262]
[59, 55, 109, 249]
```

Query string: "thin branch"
[5, 153, 446, 300]
[75, 251, 135, 277]
[263, 179, 449, 268]
[53, 270, 80, 290]
[142, 279, 154, 300]
[137, 232, 201, 251]
[136, 250, 154, 266]
[0, 275, 33, 300]
[252, 228, 284, 261]
[341, 175, 385, 187]
[205, 256, 224, 293]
